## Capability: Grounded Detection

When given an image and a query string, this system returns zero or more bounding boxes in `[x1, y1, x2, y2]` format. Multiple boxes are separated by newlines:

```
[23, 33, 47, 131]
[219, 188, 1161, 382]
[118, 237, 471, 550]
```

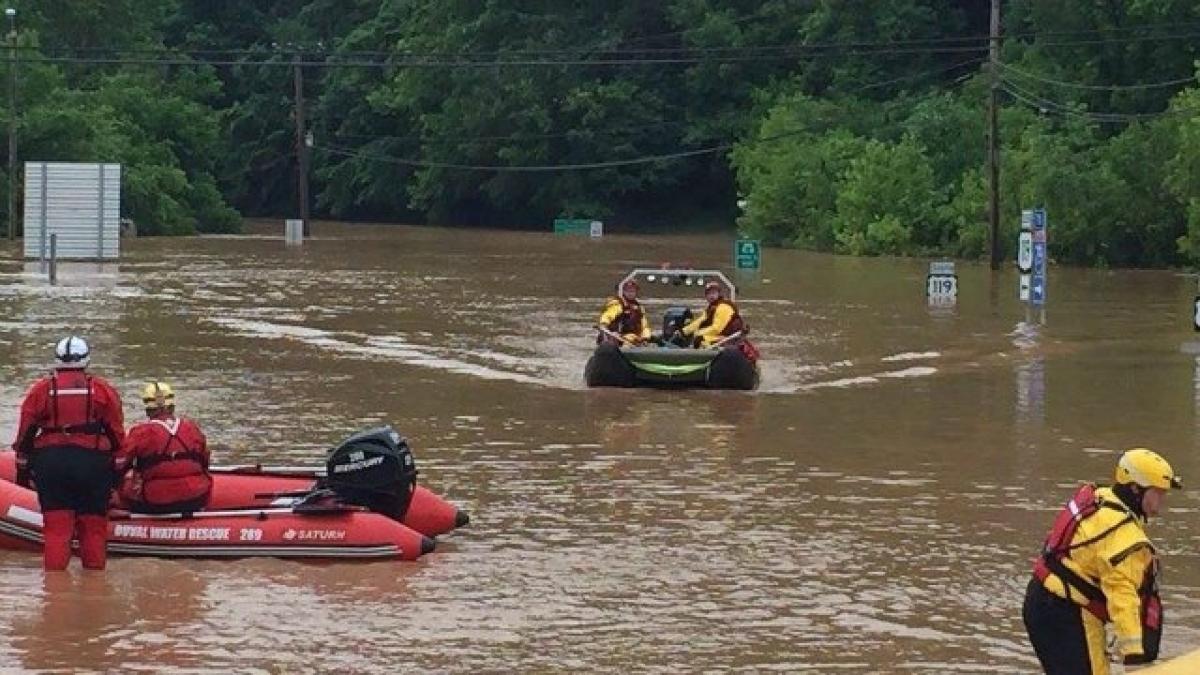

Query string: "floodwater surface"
[0, 222, 1199, 673]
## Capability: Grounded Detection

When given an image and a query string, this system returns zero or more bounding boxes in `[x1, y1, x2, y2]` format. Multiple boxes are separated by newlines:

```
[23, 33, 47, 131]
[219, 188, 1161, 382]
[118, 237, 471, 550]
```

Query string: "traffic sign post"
[1030, 209, 1047, 307]
[734, 239, 761, 271]
[1193, 273, 1200, 331]
[926, 261, 957, 307]
[1019, 208, 1047, 307]
[554, 218, 602, 236]
[1017, 231, 1033, 273]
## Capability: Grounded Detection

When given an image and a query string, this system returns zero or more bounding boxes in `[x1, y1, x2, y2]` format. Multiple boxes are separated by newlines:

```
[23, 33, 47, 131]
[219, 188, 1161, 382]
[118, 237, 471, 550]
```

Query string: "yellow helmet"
[140, 381, 175, 410]
[1115, 448, 1181, 490]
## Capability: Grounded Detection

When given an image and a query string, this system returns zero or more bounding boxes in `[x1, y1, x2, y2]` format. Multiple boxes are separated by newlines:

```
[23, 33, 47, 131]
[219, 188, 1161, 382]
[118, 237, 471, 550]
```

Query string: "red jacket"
[11, 369, 125, 461]
[117, 414, 212, 508]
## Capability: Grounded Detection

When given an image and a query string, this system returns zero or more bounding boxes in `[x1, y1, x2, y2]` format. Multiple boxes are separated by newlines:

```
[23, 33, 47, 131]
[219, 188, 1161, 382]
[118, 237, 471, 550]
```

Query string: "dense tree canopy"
[0, 1, 1197, 266]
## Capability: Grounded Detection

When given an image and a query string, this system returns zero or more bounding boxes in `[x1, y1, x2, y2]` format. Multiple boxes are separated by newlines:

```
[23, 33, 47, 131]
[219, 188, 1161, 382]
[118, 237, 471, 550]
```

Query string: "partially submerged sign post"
[926, 260, 957, 306]
[1017, 228, 1033, 302]
[1019, 208, 1048, 307]
[734, 239, 761, 272]
[284, 219, 303, 245]
[1193, 276, 1200, 332]
[24, 162, 121, 262]
[554, 218, 603, 237]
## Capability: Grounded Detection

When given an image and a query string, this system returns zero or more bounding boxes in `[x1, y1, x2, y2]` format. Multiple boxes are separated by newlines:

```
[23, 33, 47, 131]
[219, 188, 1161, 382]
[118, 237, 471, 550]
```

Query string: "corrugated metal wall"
[23, 162, 121, 260]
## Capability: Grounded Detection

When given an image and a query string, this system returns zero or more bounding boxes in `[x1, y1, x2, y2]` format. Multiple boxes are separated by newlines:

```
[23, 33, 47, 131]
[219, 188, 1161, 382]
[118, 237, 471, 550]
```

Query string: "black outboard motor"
[662, 307, 693, 346]
[322, 426, 417, 521]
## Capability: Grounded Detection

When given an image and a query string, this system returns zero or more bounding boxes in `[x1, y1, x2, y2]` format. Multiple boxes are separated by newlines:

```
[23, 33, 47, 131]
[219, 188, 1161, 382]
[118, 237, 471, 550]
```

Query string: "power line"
[1006, 20, 1200, 40]
[1031, 31, 1200, 49]
[331, 56, 981, 148]
[318, 58, 984, 173]
[9, 36, 990, 60]
[7, 25, 1198, 70]
[333, 120, 686, 145]
[320, 143, 728, 171]
[14, 42, 993, 70]
[11, 47, 988, 70]
[999, 61, 1197, 91]
[1000, 78, 1197, 123]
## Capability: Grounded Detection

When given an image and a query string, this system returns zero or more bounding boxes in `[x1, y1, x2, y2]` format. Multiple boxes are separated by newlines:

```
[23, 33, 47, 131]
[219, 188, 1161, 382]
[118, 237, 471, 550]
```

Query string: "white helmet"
[54, 336, 90, 369]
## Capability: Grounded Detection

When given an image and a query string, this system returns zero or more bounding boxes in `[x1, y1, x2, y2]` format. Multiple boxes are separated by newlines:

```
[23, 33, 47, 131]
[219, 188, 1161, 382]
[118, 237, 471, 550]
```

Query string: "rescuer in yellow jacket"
[681, 281, 745, 347]
[1023, 448, 1180, 674]
[596, 280, 651, 345]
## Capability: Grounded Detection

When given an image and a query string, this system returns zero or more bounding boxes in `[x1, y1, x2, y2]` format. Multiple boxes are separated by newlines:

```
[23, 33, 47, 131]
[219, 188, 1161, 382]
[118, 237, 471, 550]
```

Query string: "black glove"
[1124, 654, 1152, 666]
[15, 466, 31, 489]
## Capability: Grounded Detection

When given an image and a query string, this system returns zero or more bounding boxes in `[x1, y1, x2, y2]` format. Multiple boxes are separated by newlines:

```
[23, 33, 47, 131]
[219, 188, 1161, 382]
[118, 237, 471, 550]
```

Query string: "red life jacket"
[128, 417, 212, 507]
[604, 297, 645, 336]
[1032, 484, 1163, 658]
[697, 298, 746, 337]
[35, 370, 118, 452]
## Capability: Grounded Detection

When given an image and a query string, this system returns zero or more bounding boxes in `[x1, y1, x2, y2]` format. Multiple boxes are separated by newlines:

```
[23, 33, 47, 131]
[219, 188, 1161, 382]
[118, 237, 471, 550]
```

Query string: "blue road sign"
[1032, 241, 1045, 273]
[1032, 208, 1046, 232]
[1031, 240, 1047, 306]
[1019, 208, 1048, 307]
[1031, 278, 1045, 306]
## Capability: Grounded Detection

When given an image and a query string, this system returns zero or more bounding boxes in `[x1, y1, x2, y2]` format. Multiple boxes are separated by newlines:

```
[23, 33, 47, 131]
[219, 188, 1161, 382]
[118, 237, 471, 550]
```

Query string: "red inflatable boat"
[0, 477, 433, 560]
[0, 427, 469, 562]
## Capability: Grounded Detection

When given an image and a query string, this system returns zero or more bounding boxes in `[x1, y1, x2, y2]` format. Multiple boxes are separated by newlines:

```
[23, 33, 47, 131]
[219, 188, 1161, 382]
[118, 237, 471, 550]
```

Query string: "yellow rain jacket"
[682, 299, 742, 347]
[597, 297, 650, 343]
[1038, 486, 1158, 663]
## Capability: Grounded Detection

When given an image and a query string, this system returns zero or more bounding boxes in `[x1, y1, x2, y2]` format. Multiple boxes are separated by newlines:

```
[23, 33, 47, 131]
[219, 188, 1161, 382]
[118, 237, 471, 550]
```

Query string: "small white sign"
[284, 219, 303, 245]
[1019, 274, 1031, 302]
[926, 274, 958, 300]
[589, 220, 604, 238]
[929, 261, 955, 276]
[1021, 209, 1034, 231]
[1018, 232, 1033, 272]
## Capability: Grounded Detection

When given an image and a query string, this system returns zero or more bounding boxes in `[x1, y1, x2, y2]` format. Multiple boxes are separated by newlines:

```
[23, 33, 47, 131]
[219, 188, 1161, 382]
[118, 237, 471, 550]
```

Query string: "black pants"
[1023, 578, 1102, 675]
[28, 445, 114, 515]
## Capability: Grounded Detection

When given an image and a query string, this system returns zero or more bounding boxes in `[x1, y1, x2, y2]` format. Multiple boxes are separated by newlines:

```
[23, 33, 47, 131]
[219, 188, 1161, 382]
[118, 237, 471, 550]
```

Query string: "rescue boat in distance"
[585, 269, 760, 390]
[0, 427, 467, 562]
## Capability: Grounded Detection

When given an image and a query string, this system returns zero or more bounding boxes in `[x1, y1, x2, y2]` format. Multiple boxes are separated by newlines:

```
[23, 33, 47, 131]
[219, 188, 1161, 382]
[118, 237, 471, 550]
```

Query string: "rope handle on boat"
[593, 325, 642, 346]
[106, 502, 366, 521]
[710, 331, 744, 349]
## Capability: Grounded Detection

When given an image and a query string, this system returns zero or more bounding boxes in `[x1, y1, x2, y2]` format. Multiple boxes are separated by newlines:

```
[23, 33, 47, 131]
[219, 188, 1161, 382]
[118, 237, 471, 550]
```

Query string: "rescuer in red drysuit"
[116, 381, 212, 515]
[12, 336, 125, 570]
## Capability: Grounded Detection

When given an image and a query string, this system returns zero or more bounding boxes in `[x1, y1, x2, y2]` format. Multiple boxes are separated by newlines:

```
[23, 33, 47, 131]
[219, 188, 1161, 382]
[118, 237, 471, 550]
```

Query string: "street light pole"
[5, 7, 14, 242]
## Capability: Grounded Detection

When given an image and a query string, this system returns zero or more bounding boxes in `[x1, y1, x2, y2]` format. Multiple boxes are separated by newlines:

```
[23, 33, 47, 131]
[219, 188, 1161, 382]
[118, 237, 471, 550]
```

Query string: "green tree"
[832, 137, 938, 255]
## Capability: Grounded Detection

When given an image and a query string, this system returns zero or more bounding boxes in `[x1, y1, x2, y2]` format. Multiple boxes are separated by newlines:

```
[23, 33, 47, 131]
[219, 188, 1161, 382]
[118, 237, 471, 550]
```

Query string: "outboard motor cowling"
[323, 426, 417, 521]
[662, 307, 693, 346]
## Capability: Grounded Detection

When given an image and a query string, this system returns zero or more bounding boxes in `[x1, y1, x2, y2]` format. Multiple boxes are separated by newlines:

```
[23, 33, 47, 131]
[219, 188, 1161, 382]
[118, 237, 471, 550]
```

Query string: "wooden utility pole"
[293, 59, 311, 237]
[987, 0, 1002, 269]
[7, 9, 16, 242]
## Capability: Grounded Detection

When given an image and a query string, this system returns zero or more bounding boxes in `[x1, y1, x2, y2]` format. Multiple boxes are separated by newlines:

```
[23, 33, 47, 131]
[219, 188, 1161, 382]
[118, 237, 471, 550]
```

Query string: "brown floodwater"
[1, 221, 1199, 673]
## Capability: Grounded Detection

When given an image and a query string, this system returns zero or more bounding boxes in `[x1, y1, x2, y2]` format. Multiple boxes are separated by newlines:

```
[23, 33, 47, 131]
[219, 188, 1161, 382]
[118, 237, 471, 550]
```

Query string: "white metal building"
[23, 162, 122, 260]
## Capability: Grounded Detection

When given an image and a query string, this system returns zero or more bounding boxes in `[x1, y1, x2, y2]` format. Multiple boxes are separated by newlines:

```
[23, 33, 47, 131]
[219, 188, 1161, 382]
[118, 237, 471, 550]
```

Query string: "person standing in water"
[1023, 447, 1180, 673]
[12, 337, 125, 570]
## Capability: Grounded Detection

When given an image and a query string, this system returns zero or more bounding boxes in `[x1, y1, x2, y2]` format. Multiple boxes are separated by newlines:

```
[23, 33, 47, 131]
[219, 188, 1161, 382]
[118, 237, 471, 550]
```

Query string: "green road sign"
[734, 239, 761, 270]
[553, 218, 602, 236]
